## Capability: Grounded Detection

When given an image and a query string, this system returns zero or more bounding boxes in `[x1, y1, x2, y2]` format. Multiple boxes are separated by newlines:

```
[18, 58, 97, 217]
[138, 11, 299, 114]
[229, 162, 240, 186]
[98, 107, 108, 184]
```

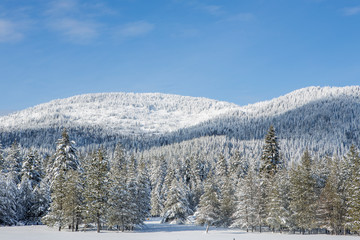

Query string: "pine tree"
[289, 150, 317, 233]
[0, 173, 18, 225]
[161, 177, 193, 224]
[63, 169, 83, 231]
[150, 155, 167, 216]
[136, 157, 151, 223]
[107, 144, 130, 231]
[83, 148, 109, 233]
[229, 150, 248, 185]
[231, 164, 258, 232]
[126, 154, 140, 229]
[19, 150, 43, 223]
[345, 145, 360, 233]
[215, 153, 228, 185]
[196, 172, 221, 233]
[0, 143, 5, 172]
[260, 125, 281, 177]
[266, 167, 290, 232]
[42, 129, 79, 231]
[6, 141, 22, 184]
[317, 157, 343, 234]
[219, 176, 236, 227]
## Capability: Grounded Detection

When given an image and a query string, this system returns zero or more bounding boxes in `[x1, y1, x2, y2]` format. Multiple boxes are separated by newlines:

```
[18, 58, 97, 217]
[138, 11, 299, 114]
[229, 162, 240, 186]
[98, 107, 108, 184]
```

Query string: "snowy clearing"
[0, 218, 356, 240]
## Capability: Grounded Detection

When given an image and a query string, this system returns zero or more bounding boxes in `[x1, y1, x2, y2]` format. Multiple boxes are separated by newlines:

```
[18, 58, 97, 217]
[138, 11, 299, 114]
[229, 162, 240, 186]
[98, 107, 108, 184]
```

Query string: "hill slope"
[0, 86, 359, 155]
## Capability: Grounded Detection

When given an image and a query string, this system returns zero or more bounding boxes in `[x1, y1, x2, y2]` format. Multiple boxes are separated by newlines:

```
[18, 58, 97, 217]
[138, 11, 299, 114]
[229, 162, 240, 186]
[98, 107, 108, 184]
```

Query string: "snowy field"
[0, 218, 357, 240]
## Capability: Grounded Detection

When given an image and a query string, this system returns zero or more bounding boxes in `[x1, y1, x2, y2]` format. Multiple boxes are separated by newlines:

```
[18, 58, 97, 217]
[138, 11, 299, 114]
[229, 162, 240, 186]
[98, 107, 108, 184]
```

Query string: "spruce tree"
[150, 155, 167, 216]
[231, 164, 258, 232]
[6, 141, 22, 184]
[83, 148, 109, 233]
[136, 157, 151, 223]
[161, 177, 193, 224]
[219, 175, 236, 227]
[19, 150, 43, 223]
[289, 150, 317, 233]
[0, 174, 18, 225]
[266, 167, 290, 232]
[107, 144, 130, 231]
[317, 157, 342, 234]
[260, 125, 281, 177]
[196, 172, 221, 233]
[42, 129, 79, 231]
[345, 145, 360, 233]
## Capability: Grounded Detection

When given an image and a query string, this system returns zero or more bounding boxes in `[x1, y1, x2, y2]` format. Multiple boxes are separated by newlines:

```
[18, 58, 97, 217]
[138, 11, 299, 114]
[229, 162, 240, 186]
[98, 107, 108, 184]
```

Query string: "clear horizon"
[1, 0, 360, 113]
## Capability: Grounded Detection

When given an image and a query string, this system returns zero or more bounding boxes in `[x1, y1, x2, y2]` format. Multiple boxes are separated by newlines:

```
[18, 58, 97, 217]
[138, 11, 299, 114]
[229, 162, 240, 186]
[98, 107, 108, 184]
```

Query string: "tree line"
[1, 126, 360, 235]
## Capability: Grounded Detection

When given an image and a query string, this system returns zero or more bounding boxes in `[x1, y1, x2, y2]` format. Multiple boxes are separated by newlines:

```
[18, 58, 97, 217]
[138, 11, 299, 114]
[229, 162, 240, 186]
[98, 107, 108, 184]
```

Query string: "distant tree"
[6, 141, 22, 184]
[260, 125, 282, 177]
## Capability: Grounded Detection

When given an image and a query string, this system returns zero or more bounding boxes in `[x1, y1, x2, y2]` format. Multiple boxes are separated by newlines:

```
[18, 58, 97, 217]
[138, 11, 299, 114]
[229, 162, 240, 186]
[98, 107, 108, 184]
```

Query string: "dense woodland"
[1, 126, 360, 235]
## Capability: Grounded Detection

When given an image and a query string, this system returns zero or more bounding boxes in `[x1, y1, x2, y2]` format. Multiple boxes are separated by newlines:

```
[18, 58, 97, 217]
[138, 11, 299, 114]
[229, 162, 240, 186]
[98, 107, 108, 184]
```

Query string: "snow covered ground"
[0, 218, 356, 240]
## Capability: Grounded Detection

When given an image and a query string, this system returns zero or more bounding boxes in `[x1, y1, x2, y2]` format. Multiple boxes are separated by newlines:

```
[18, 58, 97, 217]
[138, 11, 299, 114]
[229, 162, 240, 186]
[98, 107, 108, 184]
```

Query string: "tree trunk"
[97, 213, 101, 233]
[206, 224, 209, 233]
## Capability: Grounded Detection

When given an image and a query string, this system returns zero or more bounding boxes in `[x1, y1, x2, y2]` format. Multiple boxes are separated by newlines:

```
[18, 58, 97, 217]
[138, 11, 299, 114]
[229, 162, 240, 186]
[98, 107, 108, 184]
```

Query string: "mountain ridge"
[0, 86, 359, 155]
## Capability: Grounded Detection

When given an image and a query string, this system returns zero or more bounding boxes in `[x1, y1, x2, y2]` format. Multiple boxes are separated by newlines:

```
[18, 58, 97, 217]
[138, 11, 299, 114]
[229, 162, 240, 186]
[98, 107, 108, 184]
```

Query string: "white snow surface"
[0, 92, 239, 135]
[0, 86, 359, 135]
[0, 218, 355, 240]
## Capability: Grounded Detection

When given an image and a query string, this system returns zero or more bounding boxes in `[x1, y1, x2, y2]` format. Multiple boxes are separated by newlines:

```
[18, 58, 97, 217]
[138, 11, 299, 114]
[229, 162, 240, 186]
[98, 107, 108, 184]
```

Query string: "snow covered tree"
[345, 145, 360, 233]
[83, 148, 109, 233]
[0, 173, 18, 225]
[107, 144, 130, 231]
[215, 153, 228, 185]
[266, 167, 291, 232]
[150, 155, 167, 216]
[6, 141, 22, 184]
[316, 156, 343, 234]
[289, 150, 317, 233]
[161, 177, 193, 224]
[196, 172, 221, 233]
[0, 144, 5, 172]
[136, 157, 151, 223]
[42, 129, 79, 231]
[231, 164, 258, 232]
[18, 150, 43, 223]
[229, 150, 248, 184]
[63, 169, 83, 231]
[219, 175, 236, 227]
[260, 125, 282, 177]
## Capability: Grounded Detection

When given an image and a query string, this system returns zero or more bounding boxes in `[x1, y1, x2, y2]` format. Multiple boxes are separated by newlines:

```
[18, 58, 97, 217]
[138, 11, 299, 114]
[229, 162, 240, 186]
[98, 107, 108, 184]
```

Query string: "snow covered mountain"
[0, 86, 359, 154]
[0, 92, 239, 135]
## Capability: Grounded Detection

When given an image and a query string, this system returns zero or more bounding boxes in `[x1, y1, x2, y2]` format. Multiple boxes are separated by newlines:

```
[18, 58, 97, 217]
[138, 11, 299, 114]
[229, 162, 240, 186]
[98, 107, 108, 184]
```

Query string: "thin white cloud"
[222, 13, 255, 22]
[0, 19, 23, 43]
[49, 18, 98, 43]
[45, 0, 78, 16]
[343, 6, 360, 16]
[117, 21, 154, 37]
[201, 5, 224, 16]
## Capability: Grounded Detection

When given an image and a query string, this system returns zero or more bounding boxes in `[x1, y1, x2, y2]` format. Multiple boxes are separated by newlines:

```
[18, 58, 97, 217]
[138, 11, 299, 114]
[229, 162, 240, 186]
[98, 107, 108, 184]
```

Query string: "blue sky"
[1, 0, 360, 114]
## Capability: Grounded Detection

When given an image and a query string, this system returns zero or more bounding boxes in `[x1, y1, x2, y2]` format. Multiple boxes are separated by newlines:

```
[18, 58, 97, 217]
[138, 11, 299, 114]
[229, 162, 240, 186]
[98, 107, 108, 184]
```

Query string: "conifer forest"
[1, 125, 360, 236]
